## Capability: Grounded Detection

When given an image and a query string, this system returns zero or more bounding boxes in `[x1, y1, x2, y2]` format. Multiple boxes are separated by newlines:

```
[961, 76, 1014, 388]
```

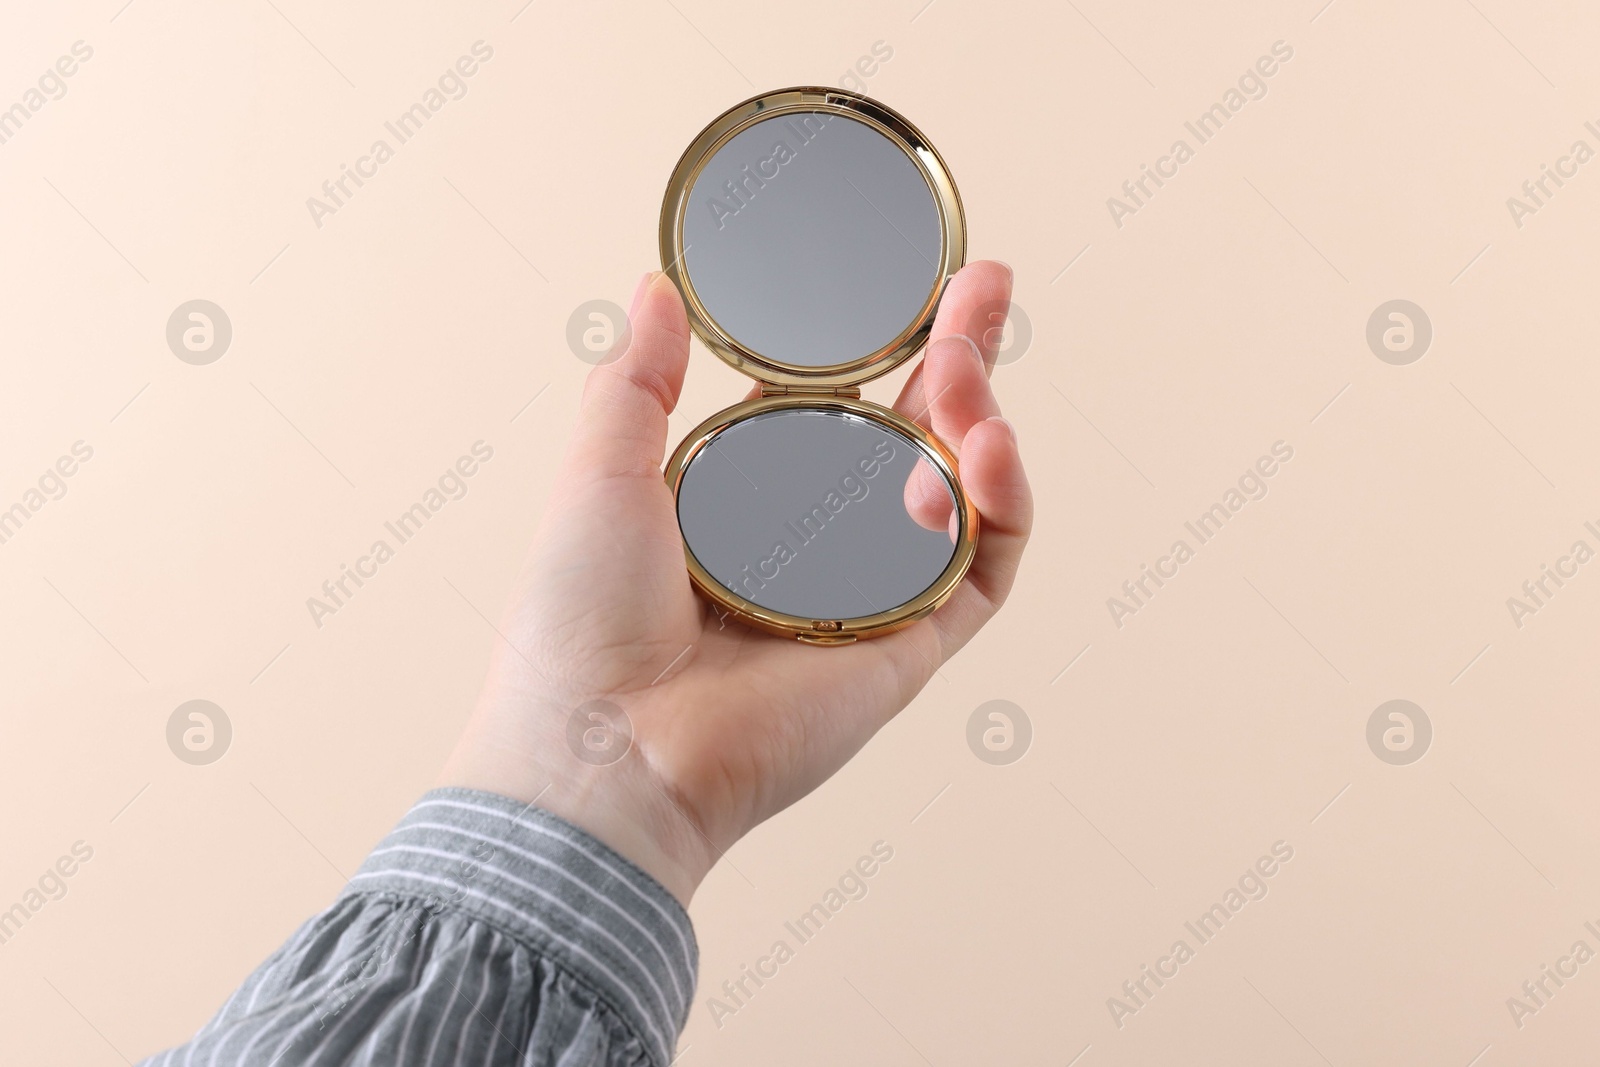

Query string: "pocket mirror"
[660, 87, 977, 643]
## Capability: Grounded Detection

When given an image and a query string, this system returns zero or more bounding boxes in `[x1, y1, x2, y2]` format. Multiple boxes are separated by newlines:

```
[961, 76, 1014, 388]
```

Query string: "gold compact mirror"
[661, 86, 977, 644]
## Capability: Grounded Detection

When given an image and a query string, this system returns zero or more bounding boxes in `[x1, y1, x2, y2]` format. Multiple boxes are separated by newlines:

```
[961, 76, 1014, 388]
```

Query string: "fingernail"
[992, 260, 1014, 283]
[986, 415, 1017, 443]
[629, 271, 658, 315]
[936, 334, 982, 363]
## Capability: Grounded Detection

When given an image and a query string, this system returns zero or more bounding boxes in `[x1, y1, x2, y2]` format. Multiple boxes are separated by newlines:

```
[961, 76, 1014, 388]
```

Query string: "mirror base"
[665, 394, 978, 643]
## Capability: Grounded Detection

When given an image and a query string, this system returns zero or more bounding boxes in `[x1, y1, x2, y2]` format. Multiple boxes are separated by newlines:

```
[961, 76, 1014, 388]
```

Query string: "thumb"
[563, 272, 691, 482]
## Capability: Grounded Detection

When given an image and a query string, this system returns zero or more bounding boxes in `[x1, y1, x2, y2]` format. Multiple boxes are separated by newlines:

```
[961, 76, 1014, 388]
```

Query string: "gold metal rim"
[664, 395, 979, 642]
[658, 86, 967, 389]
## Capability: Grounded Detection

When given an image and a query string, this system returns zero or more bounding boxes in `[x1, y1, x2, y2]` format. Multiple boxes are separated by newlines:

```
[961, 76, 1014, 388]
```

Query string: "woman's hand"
[439, 261, 1032, 904]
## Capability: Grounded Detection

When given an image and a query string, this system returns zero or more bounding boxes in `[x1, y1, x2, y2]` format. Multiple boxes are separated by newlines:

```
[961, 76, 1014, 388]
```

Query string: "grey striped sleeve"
[137, 788, 697, 1067]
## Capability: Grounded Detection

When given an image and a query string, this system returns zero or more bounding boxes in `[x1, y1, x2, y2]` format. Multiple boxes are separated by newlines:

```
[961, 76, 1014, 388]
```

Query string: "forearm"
[138, 789, 696, 1067]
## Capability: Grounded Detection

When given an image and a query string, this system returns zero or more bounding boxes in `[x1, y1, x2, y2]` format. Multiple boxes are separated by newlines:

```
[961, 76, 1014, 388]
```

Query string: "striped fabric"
[137, 788, 697, 1066]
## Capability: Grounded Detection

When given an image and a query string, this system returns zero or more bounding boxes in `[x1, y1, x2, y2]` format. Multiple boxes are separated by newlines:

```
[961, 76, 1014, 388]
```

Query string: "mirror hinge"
[760, 384, 861, 398]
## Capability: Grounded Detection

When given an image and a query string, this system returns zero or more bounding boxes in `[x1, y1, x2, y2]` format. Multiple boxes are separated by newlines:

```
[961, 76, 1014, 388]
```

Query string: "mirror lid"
[659, 87, 966, 390]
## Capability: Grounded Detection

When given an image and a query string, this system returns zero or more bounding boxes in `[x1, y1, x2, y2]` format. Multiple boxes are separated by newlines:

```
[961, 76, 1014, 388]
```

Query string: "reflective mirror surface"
[677, 409, 958, 621]
[681, 112, 943, 368]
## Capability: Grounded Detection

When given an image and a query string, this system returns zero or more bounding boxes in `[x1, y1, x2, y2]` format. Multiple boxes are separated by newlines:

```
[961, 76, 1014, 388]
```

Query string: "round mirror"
[676, 409, 959, 622]
[681, 112, 941, 368]
[662, 88, 964, 387]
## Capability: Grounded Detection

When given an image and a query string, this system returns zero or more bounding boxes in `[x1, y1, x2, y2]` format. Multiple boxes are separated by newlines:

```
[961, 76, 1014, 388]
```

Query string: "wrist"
[528, 771, 710, 906]
[438, 712, 713, 906]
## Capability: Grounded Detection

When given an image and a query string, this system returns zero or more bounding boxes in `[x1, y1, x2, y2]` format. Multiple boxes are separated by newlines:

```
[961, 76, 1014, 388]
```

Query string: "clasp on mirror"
[798, 621, 856, 645]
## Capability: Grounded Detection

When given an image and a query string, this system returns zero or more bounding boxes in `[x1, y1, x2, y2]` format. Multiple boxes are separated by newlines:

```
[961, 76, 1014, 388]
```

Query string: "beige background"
[3, 0, 1599, 1063]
